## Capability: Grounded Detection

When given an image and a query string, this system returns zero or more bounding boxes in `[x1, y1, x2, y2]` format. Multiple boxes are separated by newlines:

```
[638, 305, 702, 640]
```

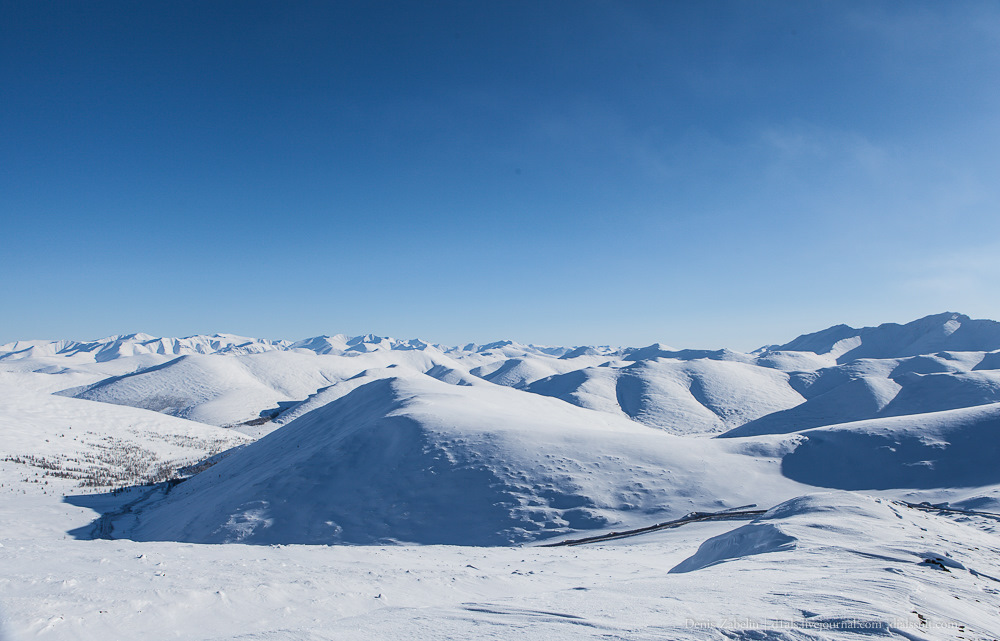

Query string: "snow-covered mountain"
[0, 331, 579, 362]
[0, 332, 292, 362]
[7, 312, 998, 440]
[768, 312, 1000, 363]
[3, 312, 1000, 639]
[97, 373, 1000, 547]
[118, 375, 808, 545]
[4, 311, 1000, 521]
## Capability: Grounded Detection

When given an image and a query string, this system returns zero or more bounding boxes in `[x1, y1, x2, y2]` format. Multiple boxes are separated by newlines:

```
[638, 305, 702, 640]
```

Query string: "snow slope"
[0, 383, 250, 544]
[0, 384, 249, 489]
[779, 402, 1000, 491]
[115, 374, 810, 545]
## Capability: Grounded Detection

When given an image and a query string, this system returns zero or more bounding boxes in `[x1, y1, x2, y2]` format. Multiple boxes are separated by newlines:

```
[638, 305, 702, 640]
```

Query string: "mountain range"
[4, 312, 1000, 640]
[3, 311, 1000, 546]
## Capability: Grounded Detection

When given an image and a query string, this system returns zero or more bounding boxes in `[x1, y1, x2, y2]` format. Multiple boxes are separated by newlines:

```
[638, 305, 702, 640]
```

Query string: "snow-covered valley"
[2, 313, 1000, 639]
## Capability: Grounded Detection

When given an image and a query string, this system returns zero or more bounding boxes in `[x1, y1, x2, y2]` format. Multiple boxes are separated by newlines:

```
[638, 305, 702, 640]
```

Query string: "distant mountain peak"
[6, 312, 1000, 367]
[771, 312, 1000, 363]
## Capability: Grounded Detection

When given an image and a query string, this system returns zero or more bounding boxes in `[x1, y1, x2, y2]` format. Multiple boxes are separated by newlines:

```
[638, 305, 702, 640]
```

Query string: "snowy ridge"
[0, 332, 292, 362]
[721, 351, 1000, 437]
[0, 332, 598, 362]
[769, 312, 1000, 363]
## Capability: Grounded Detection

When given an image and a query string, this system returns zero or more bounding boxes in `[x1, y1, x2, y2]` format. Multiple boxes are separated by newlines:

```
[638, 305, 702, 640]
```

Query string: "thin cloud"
[758, 124, 890, 175]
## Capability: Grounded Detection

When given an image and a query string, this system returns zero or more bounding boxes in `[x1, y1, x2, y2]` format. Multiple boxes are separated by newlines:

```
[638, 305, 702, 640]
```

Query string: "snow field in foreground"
[1, 492, 998, 641]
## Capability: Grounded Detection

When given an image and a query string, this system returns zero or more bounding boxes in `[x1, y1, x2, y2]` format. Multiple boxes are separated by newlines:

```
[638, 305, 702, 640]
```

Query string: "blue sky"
[3, 1, 1000, 350]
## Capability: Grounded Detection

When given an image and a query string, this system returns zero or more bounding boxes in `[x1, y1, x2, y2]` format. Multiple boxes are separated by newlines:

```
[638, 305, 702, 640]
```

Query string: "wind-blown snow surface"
[3, 312, 1000, 639]
[3, 486, 999, 640]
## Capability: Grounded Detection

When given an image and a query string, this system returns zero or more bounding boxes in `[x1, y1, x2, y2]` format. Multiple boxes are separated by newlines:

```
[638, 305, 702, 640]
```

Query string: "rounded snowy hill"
[120, 374, 809, 546]
[525, 357, 805, 434]
[65, 347, 475, 428]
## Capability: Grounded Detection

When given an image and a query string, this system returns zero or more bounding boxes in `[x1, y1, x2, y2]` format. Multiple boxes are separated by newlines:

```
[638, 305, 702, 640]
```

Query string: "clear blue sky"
[3, 1, 999, 350]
